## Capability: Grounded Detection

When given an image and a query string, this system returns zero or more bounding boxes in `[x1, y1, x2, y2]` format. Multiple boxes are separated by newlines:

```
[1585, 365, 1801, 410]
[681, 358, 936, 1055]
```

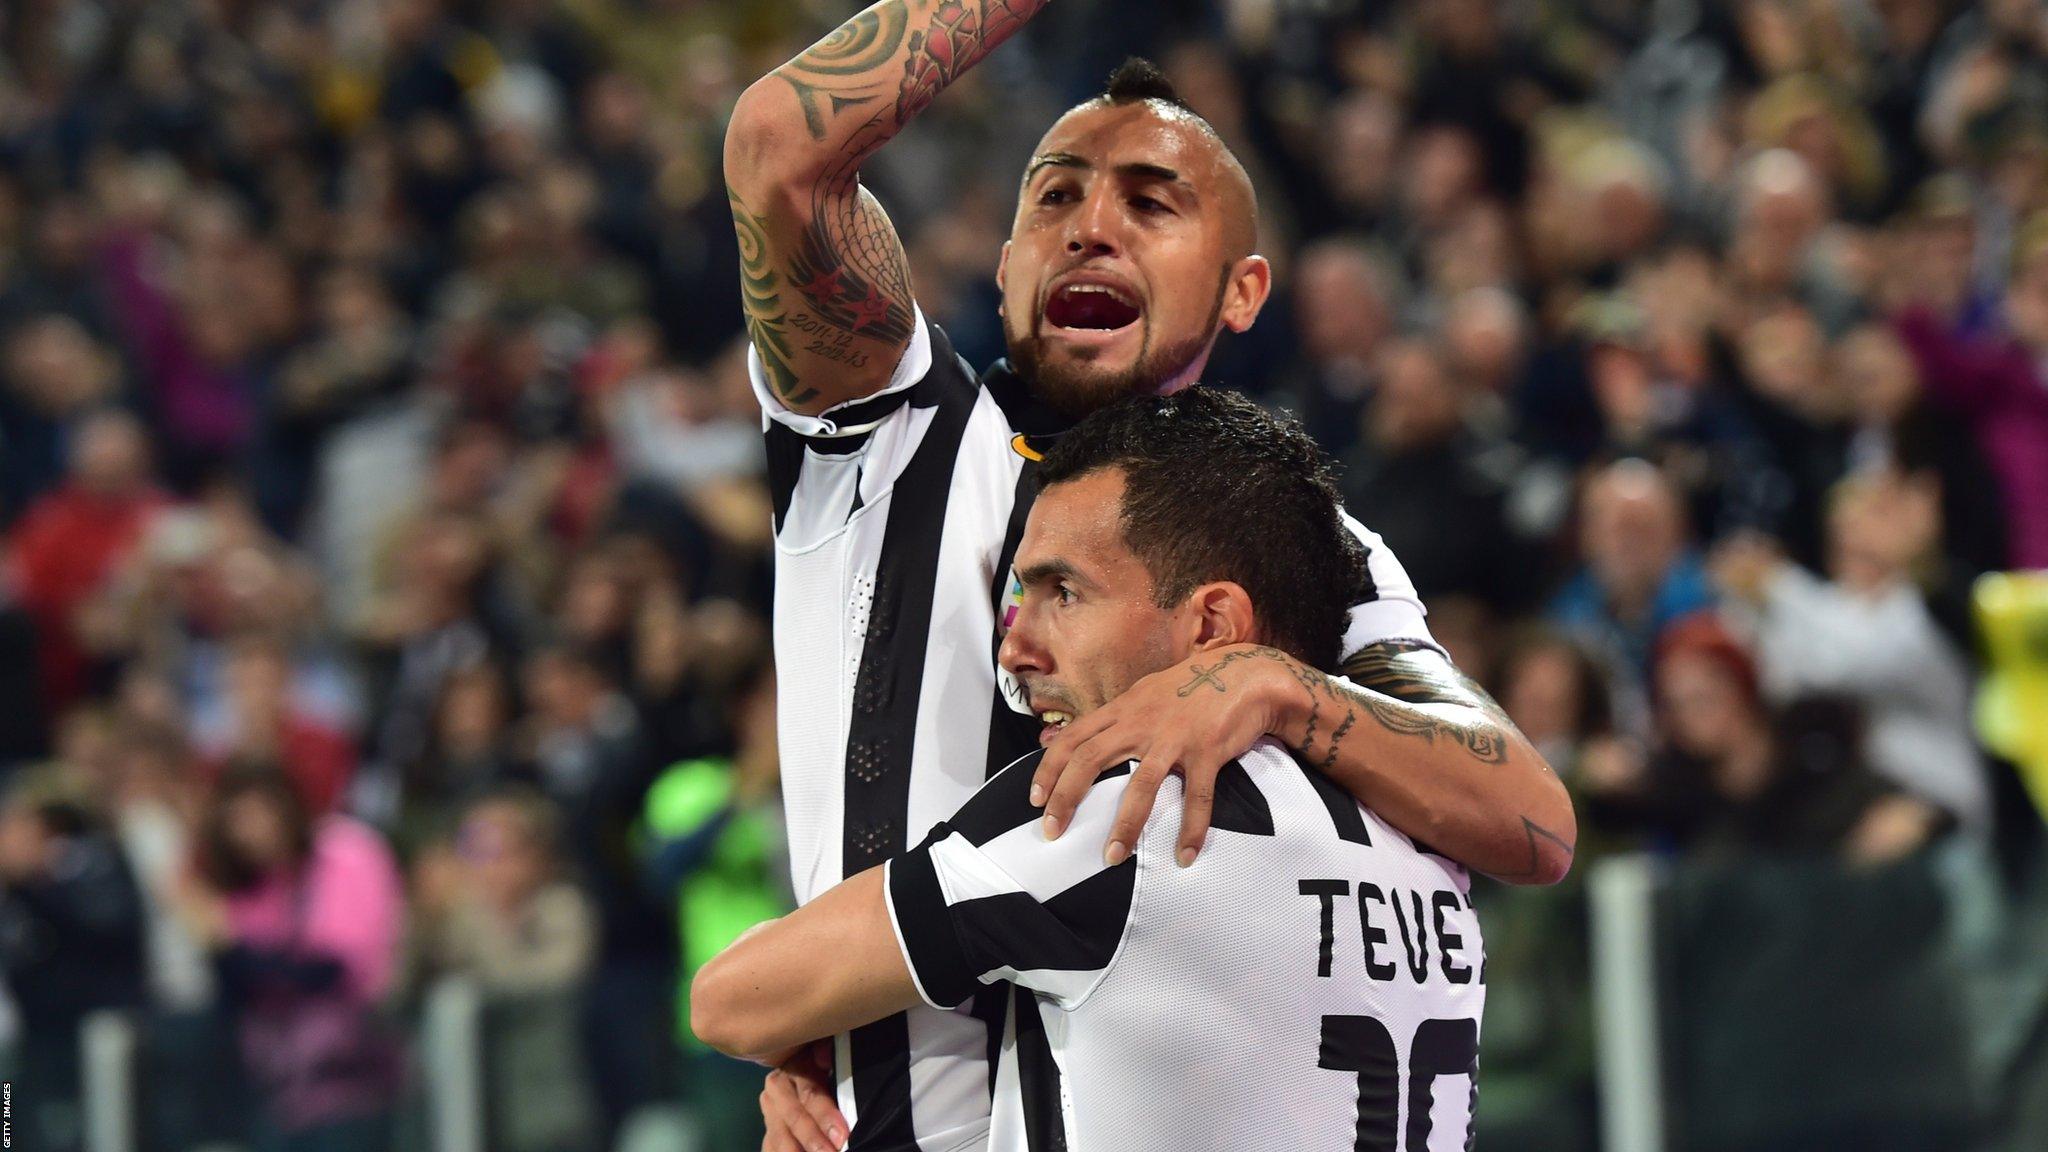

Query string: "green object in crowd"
[642, 757, 790, 1049]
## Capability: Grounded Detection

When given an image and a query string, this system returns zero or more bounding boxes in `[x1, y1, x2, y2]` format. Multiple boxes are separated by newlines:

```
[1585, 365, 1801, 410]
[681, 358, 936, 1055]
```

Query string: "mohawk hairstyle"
[1101, 57, 1195, 114]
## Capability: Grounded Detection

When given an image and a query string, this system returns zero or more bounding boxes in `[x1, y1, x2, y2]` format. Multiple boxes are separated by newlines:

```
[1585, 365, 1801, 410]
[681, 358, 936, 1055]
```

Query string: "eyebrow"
[1015, 558, 1084, 589]
[1023, 154, 1192, 190]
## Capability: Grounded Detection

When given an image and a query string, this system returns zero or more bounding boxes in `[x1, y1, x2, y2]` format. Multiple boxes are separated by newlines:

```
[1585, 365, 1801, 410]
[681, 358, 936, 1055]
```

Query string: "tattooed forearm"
[1172, 643, 1515, 769]
[1174, 643, 1573, 880]
[728, 1, 1049, 402]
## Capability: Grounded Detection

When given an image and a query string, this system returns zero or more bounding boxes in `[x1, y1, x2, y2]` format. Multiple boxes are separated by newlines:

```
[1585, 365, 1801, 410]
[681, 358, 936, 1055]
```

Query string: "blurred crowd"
[1, 0, 2046, 1150]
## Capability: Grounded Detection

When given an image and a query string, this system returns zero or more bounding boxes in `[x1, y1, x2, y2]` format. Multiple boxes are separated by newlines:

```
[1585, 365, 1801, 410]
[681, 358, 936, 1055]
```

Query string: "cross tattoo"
[1177, 663, 1230, 697]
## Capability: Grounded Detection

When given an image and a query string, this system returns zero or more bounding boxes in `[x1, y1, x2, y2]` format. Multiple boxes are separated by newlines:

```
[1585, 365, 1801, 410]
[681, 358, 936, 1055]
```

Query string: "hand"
[1707, 533, 1784, 603]
[760, 1040, 846, 1152]
[1845, 795, 1939, 866]
[168, 867, 232, 948]
[1031, 645, 1297, 867]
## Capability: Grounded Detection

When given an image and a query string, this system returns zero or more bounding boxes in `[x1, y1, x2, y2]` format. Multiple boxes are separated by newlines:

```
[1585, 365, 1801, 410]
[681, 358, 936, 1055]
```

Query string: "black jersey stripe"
[985, 457, 1044, 780]
[765, 422, 805, 534]
[1013, 993, 1069, 1152]
[1208, 758, 1277, 837]
[840, 325, 978, 1152]
[1306, 763, 1374, 846]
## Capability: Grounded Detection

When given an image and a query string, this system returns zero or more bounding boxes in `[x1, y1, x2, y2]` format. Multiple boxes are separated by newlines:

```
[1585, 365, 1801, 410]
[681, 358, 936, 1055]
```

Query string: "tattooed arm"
[1034, 640, 1577, 885]
[725, 0, 1051, 413]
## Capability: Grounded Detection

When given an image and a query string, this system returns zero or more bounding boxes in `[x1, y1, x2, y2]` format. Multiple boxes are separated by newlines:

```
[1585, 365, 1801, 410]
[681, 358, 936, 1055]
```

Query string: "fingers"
[1174, 754, 1223, 868]
[1032, 707, 1116, 811]
[791, 1063, 848, 1148]
[761, 1070, 842, 1152]
[1043, 724, 1132, 840]
[1104, 759, 1167, 866]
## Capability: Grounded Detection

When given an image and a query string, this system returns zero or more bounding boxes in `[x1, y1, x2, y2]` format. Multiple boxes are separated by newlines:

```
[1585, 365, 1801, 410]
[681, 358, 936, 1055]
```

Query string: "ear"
[1180, 581, 1259, 653]
[1220, 255, 1273, 334]
[996, 241, 1012, 316]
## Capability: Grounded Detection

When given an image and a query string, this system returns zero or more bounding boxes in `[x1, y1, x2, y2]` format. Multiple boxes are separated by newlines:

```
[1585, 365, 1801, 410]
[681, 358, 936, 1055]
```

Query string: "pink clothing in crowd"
[222, 814, 406, 1131]
[101, 229, 255, 456]
[1894, 306, 2048, 569]
[224, 815, 405, 1003]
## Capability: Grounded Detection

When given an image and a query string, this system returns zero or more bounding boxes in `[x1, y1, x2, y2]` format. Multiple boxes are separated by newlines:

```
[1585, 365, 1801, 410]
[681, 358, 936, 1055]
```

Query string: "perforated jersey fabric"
[889, 741, 1485, 1152]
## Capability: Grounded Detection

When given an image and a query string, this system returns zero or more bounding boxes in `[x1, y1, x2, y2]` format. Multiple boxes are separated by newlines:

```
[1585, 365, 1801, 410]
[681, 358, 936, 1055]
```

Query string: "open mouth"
[1038, 709, 1074, 729]
[1044, 282, 1141, 332]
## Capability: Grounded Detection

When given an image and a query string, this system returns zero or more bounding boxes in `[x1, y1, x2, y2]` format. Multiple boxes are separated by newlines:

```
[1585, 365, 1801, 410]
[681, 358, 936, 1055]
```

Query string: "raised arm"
[724, 1, 1051, 414]
[1033, 642, 1576, 885]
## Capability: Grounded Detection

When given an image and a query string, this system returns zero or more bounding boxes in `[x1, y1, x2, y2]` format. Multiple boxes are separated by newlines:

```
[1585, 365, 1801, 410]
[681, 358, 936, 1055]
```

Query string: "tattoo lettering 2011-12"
[727, 185, 817, 406]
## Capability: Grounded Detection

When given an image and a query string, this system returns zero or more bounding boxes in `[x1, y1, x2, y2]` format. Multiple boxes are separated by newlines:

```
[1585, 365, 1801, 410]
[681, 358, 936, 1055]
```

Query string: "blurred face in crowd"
[1322, 91, 1401, 214]
[437, 666, 508, 761]
[403, 513, 492, 605]
[1827, 472, 1937, 589]
[71, 411, 152, 496]
[1368, 341, 1462, 452]
[998, 469, 1192, 742]
[222, 788, 298, 871]
[1403, 125, 1484, 229]
[0, 803, 55, 882]
[1000, 98, 1271, 416]
[559, 552, 631, 644]
[1657, 650, 1755, 761]
[1739, 307, 1834, 419]
[1580, 463, 1687, 613]
[225, 642, 292, 731]
[1835, 325, 1920, 424]
[2005, 246, 2048, 348]
[458, 801, 550, 911]
[6, 315, 118, 416]
[431, 423, 511, 511]
[1442, 287, 1526, 392]
[524, 650, 605, 727]
[1501, 642, 1587, 749]
[1295, 242, 1392, 366]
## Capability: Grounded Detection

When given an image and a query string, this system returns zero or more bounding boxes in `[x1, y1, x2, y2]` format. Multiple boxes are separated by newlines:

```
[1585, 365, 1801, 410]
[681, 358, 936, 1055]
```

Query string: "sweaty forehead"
[1029, 101, 1236, 190]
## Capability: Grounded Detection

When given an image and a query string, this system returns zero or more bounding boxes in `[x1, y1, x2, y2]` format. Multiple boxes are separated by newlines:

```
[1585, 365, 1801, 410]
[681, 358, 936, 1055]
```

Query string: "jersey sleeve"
[1338, 509, 1444, 661]
[748, 304, 935, 439]
[754, 308, 988, 548]
[885, 752, 1138, 1012]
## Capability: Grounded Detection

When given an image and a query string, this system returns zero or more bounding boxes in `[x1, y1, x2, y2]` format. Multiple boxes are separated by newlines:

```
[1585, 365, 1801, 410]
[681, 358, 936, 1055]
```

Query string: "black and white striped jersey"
[752, 310, 1441, 1152]
[887, 740, 1486, 1152]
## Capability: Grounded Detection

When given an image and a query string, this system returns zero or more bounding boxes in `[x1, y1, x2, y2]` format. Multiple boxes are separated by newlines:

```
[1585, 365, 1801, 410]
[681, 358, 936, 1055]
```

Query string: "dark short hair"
[1100, 57, 1196, 115]
[199, 766, 314, 893]
[1036, 388, 1367, 670]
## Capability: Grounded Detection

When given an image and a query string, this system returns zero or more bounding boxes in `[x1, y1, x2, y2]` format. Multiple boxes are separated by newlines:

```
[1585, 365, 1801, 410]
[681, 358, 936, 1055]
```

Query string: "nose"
[998, 613, 1048, 681]
[1065, 186, 1122, 258]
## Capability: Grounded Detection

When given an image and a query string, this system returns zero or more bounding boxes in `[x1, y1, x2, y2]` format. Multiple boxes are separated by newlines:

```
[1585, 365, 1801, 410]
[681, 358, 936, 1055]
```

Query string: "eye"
[1130, 194, 1170, 215]
[1038, 186, 1075, 206]
[1055, 582, 1078, 606]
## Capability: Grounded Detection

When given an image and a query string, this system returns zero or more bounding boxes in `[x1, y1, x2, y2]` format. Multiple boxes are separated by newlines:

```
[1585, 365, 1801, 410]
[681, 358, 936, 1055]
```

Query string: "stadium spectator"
[1549, 459, 1716, 724]
[1713, 473, 1988, 831]
[0, 770, 148, 1152]
[1582, 614, 1938, 863]
[181, 768, 406, 1152]
[9, 409, 171, 712]
[414, 788, 599, 1152]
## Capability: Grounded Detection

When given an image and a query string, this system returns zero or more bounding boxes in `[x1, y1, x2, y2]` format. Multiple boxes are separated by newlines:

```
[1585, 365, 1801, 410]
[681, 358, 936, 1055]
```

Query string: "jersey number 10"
[1319, 1014, 1479, 1151]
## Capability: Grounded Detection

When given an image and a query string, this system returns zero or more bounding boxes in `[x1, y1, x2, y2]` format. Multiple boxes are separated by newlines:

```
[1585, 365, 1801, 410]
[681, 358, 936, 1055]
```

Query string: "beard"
[1005, 268, 1231, 419]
